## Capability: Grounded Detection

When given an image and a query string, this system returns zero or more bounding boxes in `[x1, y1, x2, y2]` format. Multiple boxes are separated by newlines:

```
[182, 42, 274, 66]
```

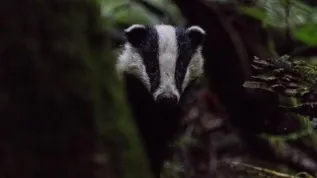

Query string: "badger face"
[117, 24, 205, 106]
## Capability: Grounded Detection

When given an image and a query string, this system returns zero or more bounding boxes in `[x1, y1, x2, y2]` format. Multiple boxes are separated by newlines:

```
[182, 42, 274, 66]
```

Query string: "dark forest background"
[1, 0, 317, 178]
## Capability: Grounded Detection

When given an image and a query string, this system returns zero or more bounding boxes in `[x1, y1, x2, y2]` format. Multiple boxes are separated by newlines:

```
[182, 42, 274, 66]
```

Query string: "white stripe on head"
[153, 25, 180, 101]
[116, 43, 151, 90]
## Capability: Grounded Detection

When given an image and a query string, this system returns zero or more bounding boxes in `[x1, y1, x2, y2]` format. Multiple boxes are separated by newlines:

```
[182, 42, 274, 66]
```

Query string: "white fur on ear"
[124, 24, 146, 33]
[186, 26, 206, 35]
[186, 26, 206, 47]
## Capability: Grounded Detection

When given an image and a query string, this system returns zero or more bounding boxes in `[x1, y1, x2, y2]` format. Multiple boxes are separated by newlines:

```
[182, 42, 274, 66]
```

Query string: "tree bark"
[0, 1, 153, 178]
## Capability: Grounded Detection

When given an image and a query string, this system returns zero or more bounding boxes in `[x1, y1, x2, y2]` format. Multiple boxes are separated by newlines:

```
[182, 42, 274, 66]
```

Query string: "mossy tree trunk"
[0, 1, 152, 178]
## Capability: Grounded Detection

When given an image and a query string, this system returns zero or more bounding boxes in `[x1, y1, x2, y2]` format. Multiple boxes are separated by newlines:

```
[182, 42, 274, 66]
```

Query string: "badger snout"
[156, 92, 178, 106]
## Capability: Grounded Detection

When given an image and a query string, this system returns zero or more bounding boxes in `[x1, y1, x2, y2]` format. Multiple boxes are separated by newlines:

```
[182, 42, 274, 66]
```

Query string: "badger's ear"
[124, 24, 147, 47]
[186, 26, 206, 47]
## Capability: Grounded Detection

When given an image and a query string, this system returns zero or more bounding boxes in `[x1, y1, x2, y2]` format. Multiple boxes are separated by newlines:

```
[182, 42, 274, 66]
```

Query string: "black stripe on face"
[175, 28, 196, 92]
[134, 27, 160, 93]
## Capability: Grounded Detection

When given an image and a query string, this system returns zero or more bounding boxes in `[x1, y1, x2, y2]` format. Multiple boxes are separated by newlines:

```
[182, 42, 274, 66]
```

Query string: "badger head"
[117, 24, 206, 106]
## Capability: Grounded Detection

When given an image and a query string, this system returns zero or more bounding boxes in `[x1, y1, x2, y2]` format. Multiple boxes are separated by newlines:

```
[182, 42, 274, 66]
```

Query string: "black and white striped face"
[117, 24, 205, 105]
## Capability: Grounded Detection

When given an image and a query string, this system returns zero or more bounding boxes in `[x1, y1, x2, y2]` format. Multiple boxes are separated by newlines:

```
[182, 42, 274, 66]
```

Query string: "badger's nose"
[156, 93, 178, 106]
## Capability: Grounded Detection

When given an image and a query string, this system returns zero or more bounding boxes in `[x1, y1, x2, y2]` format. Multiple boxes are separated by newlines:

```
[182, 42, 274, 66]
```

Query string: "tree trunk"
[0, 1, 153, 178]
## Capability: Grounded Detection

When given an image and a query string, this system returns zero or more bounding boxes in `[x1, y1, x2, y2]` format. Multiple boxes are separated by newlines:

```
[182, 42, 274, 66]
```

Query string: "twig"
[223, 160, 314, 178]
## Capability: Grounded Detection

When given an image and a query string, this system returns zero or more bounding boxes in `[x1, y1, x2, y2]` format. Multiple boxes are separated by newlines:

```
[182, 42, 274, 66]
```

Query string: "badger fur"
[116, 24, 206, 177]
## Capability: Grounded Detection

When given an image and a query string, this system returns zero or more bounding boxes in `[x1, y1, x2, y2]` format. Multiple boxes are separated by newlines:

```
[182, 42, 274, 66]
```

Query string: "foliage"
[243, 54, 317, 132]
[100, 0, 185, 26]
[243, 55, 317, 177]
[240, 0, 317, 130]
[239, 0, 317, 46]
[243, 55, 317, 98]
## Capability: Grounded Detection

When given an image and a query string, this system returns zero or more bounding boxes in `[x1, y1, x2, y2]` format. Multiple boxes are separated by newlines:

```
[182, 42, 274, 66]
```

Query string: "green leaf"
[238, 6, 267, 21]
[289, 0, 317, 13]
[293, 23, 317, 46]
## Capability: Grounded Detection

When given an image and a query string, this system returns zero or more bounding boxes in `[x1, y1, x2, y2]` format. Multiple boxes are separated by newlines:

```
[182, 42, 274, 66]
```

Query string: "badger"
[116, 24, 206, 177]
